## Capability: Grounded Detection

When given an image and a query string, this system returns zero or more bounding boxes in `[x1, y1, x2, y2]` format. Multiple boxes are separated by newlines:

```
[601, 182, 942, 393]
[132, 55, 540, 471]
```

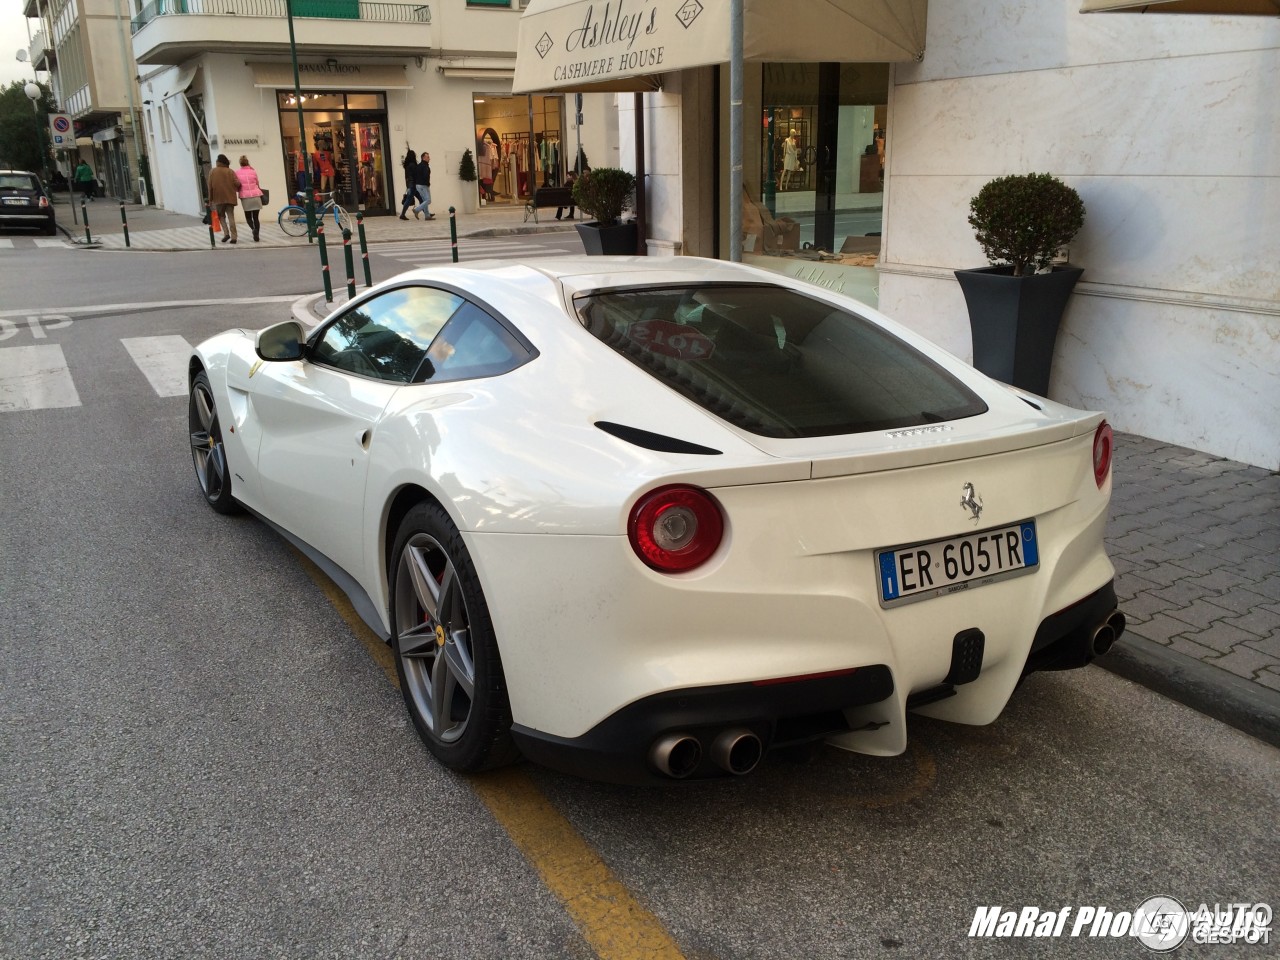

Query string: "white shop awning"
[1080, 0, 1278, 12]
[512, 0, 928, 94]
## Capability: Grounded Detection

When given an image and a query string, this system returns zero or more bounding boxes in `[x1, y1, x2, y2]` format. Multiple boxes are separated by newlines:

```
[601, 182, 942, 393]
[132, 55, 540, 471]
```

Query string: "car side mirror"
[256, 321, 306, 361]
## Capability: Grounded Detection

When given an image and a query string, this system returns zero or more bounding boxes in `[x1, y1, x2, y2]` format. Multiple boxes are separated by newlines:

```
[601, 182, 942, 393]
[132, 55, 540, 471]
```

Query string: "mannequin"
[482, 135, 499, 201]
[781, 129, 800, 190]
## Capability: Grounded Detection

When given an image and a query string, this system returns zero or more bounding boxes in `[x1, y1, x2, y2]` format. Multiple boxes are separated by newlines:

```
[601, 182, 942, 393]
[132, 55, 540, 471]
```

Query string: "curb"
[1098, 635, 1280, 748]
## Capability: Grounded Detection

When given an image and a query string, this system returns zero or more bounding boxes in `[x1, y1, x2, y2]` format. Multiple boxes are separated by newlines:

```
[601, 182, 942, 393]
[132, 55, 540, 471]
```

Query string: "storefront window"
[470, 94, 567, 207]
[748, 63, 888, 264]
[277, 90, 391, 216]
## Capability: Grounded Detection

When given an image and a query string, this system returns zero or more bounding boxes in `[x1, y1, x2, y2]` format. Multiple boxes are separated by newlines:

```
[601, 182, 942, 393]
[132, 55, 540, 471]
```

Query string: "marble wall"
[876, 0, 1279, 468]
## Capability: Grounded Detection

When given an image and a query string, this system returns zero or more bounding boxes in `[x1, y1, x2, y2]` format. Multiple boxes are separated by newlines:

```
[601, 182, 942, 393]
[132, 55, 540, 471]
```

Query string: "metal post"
[317, 223, 333, 302]
[285, 0, 315, 243]
[206, 204, 216, 248]
[119, 200, 130, 248]
[356, 211, 372, 287]
[342, 228, 356, 300]
[449, 206, 458, 263]
[729, 0, 744, 262]
[81, 198, 91, 244]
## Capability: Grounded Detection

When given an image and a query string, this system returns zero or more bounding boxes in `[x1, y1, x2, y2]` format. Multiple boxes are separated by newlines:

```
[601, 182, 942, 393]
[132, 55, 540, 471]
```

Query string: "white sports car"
[188, 256, 1123, 783]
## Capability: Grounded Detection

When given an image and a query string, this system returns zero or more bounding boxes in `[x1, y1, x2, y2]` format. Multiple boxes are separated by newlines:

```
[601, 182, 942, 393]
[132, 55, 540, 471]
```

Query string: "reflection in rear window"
[576, 284, 987, 438]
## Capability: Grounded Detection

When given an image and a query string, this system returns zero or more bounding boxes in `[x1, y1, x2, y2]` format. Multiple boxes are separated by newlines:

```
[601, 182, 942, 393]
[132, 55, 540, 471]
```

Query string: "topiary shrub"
[571, 166, 635, 226]
[967, 173, 1085, 277]
[458, 148, 477, 183]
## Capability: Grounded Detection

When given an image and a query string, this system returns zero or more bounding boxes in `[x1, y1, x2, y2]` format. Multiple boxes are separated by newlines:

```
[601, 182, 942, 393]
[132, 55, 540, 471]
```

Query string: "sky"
[2, 0, 41, 91]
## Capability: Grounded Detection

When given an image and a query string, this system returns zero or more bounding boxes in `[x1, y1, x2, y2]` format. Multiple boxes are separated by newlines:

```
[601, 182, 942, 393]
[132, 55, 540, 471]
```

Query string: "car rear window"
[576, 283, 987, 438]
[0, 174, 39, 191]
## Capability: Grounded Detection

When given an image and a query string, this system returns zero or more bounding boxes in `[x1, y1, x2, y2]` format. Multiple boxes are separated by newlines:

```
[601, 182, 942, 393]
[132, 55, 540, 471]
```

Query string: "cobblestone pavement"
[1104, 433, 1280, 744]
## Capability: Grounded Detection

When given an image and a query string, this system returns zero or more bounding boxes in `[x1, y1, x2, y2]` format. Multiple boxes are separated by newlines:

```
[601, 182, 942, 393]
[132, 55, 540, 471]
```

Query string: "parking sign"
[49, 113, 73, 148]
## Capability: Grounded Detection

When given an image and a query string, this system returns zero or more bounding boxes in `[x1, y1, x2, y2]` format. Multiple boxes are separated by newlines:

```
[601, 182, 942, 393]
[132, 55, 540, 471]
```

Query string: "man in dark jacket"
[207, 154, 240, 244]
[411, 151, 434, 220]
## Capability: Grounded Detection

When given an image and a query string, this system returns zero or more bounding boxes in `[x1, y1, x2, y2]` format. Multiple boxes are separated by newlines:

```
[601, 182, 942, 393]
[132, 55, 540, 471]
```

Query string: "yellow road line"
[293, 549, 688, 960]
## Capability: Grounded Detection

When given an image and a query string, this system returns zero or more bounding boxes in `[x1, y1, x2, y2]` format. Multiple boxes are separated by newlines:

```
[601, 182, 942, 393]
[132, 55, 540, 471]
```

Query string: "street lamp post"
[23, 81, 48, 182]
[285, 0, 316, 242]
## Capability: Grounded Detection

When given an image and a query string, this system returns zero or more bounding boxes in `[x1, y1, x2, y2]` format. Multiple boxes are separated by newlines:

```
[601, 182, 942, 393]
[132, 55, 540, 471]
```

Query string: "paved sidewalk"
[51, 195, 576, 250]
[1103, 434, 1280, 746]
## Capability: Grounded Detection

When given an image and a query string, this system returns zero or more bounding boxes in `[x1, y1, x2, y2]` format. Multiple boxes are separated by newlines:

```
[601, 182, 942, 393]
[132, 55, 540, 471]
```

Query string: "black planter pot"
[954, 265, 1084, 396]
[576, 220, 639, 256]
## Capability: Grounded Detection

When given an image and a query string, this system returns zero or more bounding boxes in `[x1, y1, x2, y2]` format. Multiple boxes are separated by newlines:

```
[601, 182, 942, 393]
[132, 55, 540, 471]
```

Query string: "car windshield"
[576, 283, 987, 438]
[0, 174, 39, 191]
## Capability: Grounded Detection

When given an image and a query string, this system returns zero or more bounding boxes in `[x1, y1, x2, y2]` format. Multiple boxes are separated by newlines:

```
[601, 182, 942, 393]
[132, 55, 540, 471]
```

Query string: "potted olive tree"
[457, 148, 478, 215]
[955, 173, 1086, 395]
[572, 166, 637, 255]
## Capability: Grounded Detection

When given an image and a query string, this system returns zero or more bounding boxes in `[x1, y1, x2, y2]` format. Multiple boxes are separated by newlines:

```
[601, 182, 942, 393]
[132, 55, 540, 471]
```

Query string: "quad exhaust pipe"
[1090, 610, 1127, 657]
[650, 728, 765, 778]
[650, 733, 702, 779]
[710, 728, 763, 776]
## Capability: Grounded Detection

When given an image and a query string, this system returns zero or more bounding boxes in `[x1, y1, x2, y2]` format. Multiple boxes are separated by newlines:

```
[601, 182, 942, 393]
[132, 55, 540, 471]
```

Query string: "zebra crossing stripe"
[121, 335, 192, 397]
[0, 239, 13, 248]
[0, 344, 81, 412]
[34, 238, 68, 248]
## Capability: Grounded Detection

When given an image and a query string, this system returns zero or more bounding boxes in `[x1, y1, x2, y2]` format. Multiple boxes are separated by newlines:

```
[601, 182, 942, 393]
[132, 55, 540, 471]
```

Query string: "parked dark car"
[0, 170, 58, 236]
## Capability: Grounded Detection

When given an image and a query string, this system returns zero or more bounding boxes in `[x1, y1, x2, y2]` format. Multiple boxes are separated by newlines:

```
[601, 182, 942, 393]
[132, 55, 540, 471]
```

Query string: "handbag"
[201, 211, 211, 225]
[261, 188, 270, 206]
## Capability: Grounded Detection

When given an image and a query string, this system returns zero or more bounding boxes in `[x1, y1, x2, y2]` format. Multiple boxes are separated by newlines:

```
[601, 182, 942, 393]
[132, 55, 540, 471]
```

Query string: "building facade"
[128, 0, 616, 219]
[24, 0, 150, 201]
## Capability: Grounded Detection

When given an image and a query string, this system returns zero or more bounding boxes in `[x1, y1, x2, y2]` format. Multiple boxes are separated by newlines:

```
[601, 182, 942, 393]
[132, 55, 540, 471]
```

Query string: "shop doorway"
[277, 92, 392, 216]
[470, 94, 566, 207]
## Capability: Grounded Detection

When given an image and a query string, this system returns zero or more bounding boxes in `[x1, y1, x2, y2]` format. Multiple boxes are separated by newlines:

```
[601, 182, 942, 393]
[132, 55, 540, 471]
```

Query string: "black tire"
[188, 371, 241, 515]
[44, 222, 57, 236]
[390, 502, 518, 772]
[278, 205, 309, 237]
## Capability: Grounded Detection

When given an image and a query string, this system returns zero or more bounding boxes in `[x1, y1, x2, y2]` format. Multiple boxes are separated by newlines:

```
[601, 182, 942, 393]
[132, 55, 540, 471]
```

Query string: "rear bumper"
[511, 666, 895, 785]
[0, 211, 55, 226]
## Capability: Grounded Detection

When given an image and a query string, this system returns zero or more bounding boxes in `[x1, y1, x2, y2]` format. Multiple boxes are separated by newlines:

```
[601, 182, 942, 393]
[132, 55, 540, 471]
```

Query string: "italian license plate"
[877, 520, 1039, 607]
[3, 198, 26, 205]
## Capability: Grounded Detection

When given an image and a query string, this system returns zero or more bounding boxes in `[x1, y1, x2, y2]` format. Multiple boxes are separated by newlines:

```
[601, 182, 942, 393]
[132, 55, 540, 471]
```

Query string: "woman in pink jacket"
[235, 156, 265, 242]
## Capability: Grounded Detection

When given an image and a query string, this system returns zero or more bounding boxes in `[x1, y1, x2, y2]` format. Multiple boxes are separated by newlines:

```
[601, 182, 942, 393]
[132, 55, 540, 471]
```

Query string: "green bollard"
[356, 211, 372, 287]
[317, 222, 333, 303]
[449, 206, 458, 263]
[81, 199, 91, 244]
[119, 201, 130, 248]
[206, 205, 216, 249]
[342, 228, 357, 300]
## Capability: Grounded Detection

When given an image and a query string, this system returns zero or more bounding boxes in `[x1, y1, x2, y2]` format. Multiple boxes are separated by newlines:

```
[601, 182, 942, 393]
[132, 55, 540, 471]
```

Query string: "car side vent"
[594, 421, 722, 456]
[1019, 396, 1043, 411]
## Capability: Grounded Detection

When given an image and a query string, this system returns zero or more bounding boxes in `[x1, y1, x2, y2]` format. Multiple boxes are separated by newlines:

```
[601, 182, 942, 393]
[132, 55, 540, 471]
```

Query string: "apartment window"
[467, 0, 511, 6]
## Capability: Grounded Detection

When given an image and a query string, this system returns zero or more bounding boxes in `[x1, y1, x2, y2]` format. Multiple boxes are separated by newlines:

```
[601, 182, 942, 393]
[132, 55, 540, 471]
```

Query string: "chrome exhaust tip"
[710, 728, 763, 776]
[1107, 611, 1127, 640]
[650, 733, 702, 779]
[1090, 610, 1122, 657]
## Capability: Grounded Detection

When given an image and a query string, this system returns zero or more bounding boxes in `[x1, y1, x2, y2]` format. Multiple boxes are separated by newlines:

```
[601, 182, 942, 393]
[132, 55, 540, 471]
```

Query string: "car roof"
[387, 255, 797, 306]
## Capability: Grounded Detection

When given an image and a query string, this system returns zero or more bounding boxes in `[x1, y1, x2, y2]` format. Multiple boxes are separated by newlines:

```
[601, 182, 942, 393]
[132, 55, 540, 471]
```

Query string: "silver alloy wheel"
[189, 380, 228, 502]
[394, 532, 476, 744]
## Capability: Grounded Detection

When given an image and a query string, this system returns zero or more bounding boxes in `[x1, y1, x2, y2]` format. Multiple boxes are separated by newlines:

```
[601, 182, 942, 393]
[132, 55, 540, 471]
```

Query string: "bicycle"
[278, 190, 353, 237]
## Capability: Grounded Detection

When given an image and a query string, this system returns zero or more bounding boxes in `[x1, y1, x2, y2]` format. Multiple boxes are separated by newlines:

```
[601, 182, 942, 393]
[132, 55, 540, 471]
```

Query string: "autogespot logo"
[1132, 896, 1190, 952]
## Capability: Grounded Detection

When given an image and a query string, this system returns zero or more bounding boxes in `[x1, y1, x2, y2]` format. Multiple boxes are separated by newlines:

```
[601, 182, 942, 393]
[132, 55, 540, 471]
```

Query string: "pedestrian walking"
[234, 155, 265, 243]
[555, 169, 579, 221]
[411, 151, 434, 220]
[208, 154, 240, 244]
[398, 149, 417, 219]
[74, 160, 95, 202]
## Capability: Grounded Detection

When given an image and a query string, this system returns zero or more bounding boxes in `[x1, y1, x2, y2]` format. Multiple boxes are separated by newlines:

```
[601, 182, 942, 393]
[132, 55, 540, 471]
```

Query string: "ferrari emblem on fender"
[960, 482, 984, 523]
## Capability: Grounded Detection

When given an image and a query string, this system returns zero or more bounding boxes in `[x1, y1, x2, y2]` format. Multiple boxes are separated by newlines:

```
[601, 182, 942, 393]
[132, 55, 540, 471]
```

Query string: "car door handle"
[359, 429, 372, 449]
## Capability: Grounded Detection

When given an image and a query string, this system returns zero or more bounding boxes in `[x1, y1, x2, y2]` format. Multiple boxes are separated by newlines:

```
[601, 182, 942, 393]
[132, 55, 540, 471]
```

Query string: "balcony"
[28, 29, 52, 71]
[131, 0, 433, 65]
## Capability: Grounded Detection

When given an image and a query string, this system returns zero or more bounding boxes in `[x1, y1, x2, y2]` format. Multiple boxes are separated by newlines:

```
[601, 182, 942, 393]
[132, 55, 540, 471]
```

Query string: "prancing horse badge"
[960, 482, 983, 523]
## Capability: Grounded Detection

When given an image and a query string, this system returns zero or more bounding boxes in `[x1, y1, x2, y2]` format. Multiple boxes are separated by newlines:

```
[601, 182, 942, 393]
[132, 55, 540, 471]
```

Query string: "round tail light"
[1093, 420, 1113, 488]
[628, 485, 724, 573]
